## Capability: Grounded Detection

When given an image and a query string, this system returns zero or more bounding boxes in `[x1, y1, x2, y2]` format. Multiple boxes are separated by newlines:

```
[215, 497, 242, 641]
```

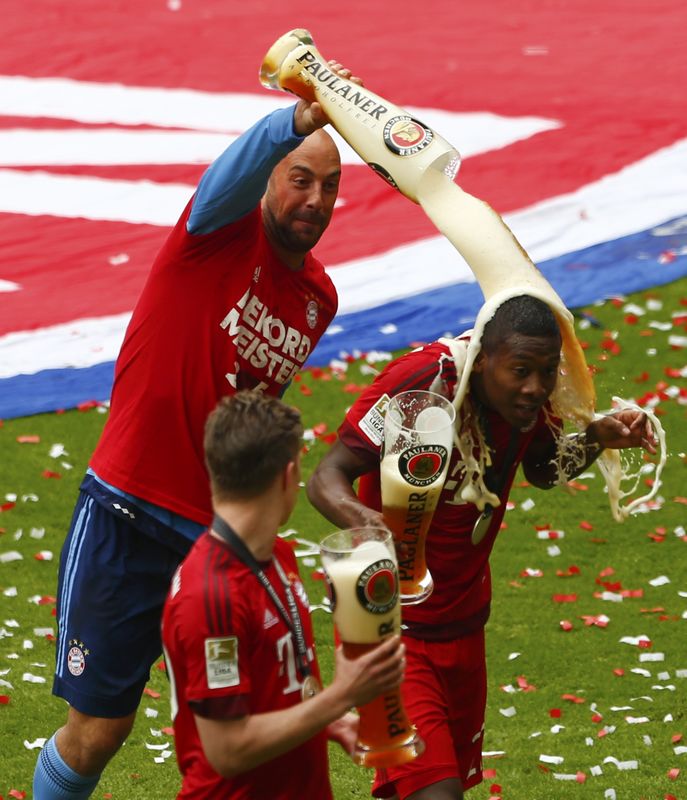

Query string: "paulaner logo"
[398, 445, 448, 487]
[356, 559, 398, 615]
[383, 116, 434, 156]
[295, 50, 389, 121]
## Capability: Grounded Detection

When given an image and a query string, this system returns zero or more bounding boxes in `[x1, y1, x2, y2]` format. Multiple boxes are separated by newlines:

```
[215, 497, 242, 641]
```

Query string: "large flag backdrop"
[1, 0, 686, 419]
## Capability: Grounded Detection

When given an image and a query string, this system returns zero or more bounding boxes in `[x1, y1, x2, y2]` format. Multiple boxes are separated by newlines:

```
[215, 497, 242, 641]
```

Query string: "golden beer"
[260, 28, 460, 202]
[319, 528, 423, 768]
[381, 391, 455, 604]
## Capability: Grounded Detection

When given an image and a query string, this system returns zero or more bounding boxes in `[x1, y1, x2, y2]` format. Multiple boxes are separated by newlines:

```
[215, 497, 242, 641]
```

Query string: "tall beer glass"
[381, 390, 455, 604]
[259, 28, 460, 202]
[319, 528, 424, 768]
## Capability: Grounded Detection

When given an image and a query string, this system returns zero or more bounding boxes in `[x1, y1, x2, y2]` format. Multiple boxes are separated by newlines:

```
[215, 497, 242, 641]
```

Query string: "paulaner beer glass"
[259, 29, 460, 202]
[319, 528, 424, 768]
[381, 390, 455, 604]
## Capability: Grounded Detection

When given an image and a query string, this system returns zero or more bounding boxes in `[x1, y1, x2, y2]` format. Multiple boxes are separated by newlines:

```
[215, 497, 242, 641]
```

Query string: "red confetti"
[613, 668, 625, 677]
[549, 708, 562, 718]
[581, 614, 609, 628]
[634, 371, 651, 383]
[592, 713, 604, 723]
[0, 695, 10, 704]
[668, 768, 680, 780]
[41, 470, 61, 479]
[624, 313, 639, 325]
[77, 400, 100, 411]
[320, 432, 338, 445]
[156, 661, 166, 672]
[312, 422, 328, 436]
[482, 768, 497, 779]
[638, 638, 653, 649]
[162, 726, 175, 736]
[575, 772, 587, 783]
[562, 694, 585, 704]
[9, 792, 26, 800]
[671, 734, 683, 744]
[517, 675, 537, 692]
[556, 565, 581, 577]
[0, 502, 16, 513]
[143, 688, 161, 699]
[553, 594, 578, 603]
[559, 620, 574, 631]
[299, 384, 312, 396]
[579, 520, 594, 531]
[16, 435, 40, 443]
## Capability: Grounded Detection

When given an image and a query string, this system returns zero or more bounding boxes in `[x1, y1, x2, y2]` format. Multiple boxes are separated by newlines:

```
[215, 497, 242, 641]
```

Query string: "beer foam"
[414, 405, 454, 435]
[415, 171, 666, 521]
[322, 542, 400, 644]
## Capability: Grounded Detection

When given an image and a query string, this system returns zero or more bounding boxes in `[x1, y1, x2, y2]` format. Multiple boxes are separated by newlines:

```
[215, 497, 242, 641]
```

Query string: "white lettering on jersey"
[220, 290, 313, 388]
[275, 631, 302, 696]
[204, 636, 240, 689]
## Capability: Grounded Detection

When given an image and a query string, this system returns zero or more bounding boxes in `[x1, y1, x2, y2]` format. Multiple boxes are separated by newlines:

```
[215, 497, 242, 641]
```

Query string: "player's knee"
[60, 711, 135, 773]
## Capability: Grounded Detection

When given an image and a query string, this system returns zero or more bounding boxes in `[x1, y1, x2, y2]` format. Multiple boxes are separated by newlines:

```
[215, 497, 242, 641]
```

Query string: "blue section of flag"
[1, 219, 685, 419]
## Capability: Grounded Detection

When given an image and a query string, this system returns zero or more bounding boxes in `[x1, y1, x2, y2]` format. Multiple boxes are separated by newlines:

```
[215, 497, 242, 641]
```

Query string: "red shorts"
[372, 629, 486, 799]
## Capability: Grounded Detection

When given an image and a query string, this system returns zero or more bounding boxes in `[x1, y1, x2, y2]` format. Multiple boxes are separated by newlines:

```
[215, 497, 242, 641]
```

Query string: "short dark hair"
[204, 391, 303, 501]
[480, 295, 561, 354]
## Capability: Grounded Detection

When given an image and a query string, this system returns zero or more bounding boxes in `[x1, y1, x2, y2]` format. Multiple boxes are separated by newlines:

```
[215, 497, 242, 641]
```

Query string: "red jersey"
[91, 203, 337, 525]
[338, 340, 554, 637]
[162, 533, 332, 800]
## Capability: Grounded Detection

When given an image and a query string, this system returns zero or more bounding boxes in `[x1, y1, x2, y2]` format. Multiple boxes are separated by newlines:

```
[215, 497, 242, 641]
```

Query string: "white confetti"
[604, 790, 617, 800]
[600, 591, 623, 603]
[649, 575, 670, 587]
[145, 742, 170, 750]
[379, 323, 398, 334]
[520, 498, 535, 511]
[539, 754, 564, 765]
[674, 745, 687, 755]
[22, 672, 46, 683]
[33, 628, 54, 637]
[639, 652, 664, 662]
[49, 444, 67, 458]
[642, 735, 652, 746]
[550, 724, 565, 733]
[3, 587, 17, 597]
[0, 551, 23, 564]
[589, 764, 602, 775]
[29, 527, 45, 539]
[144, 707, 159, 718]
[552, 773, 579, 781]
[630, 668, 652, 677]
[625, 716, 650, 724]
[23, 738, 47, 750]
[603, 756, 638, 770]
[499, 706, 517, 717]
[508, 652, 521, 661]
[35, 550, 54, 561]
[619, 635, 651, 647]
[547, 545, 561, 557]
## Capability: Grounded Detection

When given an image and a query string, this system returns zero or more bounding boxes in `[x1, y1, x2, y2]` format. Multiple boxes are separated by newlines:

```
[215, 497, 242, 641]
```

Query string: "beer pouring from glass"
[381, 390, 455, 605]
[259, 28, 460, 202]
[319, 528, 424, 768]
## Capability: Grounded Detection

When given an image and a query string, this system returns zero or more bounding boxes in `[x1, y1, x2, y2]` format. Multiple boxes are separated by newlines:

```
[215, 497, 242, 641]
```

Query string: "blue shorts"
[53, 476, 193, 717]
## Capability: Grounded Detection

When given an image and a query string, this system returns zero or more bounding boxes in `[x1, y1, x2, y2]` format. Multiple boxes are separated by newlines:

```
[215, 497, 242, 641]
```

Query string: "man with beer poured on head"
[307, 294, 656, 800]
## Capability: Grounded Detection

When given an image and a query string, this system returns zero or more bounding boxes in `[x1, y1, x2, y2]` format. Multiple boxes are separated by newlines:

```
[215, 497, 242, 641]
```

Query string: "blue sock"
[33, 735, 101, 800]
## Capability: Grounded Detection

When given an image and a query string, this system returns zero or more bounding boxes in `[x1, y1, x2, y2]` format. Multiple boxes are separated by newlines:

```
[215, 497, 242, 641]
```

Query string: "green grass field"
[1, 277, 686, 799]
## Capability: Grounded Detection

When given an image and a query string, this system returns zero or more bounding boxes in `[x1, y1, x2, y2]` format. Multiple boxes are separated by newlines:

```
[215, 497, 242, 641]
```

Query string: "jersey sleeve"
[168, 565, 254, 720]
[187, 105, 304, 235]
[338, 344, 451, 461]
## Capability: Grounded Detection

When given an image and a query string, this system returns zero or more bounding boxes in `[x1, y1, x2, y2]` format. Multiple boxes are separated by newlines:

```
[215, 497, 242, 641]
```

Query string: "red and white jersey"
[338, 340, 554, 634]
[162, 533, 332, 800]
[91, 203, 337, 525]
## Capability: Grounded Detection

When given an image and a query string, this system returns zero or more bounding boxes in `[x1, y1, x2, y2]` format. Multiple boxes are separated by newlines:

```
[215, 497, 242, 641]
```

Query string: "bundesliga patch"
[205, 636, 240, 689]
[358, 393, 391, 446]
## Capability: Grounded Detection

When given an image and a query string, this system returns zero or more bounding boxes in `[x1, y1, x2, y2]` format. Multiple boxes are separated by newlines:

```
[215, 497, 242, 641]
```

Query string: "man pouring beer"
[307, 294, 656, 800]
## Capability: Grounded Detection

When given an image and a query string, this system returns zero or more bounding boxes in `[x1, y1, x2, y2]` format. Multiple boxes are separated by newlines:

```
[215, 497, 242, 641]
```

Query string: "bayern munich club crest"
[398, 444, 448, 487]
[67, 639, 87, 676]
[306, 300, 319, 330]
[383, 116, 434, 156]
[355, 559, 398, 615]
